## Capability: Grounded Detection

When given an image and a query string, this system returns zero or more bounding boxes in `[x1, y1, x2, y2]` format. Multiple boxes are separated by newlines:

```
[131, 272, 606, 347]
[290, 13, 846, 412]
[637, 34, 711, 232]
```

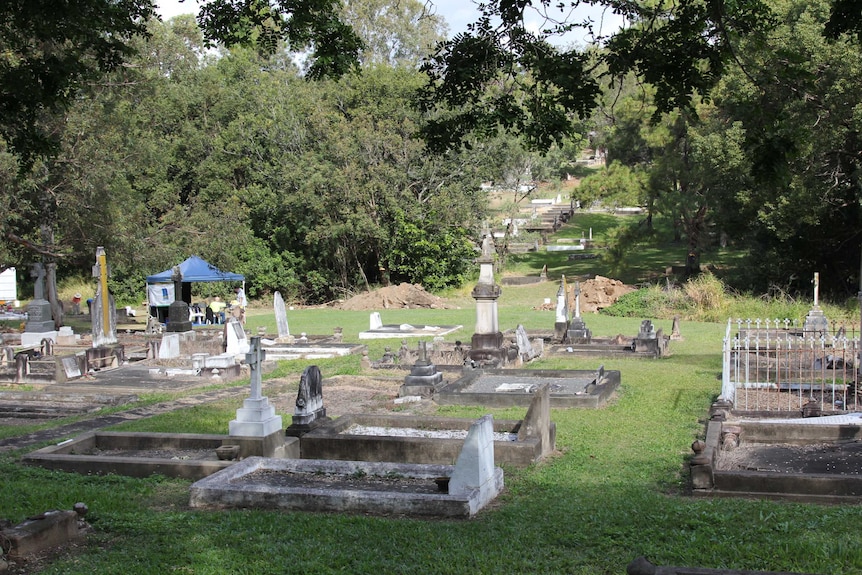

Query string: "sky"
[154, 0, 626, 45]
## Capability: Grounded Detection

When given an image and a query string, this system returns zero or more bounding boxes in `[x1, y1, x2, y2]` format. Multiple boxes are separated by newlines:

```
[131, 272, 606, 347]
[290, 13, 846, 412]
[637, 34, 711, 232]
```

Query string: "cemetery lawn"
[2, 304, 861, 574]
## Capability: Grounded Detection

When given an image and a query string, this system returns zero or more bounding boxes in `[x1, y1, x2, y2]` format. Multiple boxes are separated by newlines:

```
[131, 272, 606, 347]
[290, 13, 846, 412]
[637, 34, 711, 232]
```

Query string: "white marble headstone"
[273, 291, 290, 338]
[370, 312, 383, 330]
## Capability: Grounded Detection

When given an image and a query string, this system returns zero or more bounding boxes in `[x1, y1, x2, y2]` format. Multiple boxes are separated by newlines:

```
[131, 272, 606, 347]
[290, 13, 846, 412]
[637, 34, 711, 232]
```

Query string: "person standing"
[234, 286, 247, 324]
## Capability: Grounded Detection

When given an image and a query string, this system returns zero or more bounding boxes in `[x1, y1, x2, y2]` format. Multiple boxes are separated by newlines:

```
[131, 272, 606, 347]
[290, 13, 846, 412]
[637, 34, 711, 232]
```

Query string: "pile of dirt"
[531, 275, 634, 313]
[337, 283, 455, 311]
[578, 276, 635, 313]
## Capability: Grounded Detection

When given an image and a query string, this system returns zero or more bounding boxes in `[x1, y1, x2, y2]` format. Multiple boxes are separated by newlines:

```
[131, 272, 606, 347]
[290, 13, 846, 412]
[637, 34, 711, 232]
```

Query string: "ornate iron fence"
[721, 318, 860, 411]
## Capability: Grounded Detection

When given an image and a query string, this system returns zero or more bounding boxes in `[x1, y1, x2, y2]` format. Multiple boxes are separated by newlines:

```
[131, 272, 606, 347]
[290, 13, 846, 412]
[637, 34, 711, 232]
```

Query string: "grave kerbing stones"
[286, 365, 330, 437]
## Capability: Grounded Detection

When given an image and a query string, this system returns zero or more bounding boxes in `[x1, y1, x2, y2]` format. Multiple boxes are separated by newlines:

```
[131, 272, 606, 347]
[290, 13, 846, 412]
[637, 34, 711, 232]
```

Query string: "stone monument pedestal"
[566, 318, 592, 344]
[399, 343, 444, 397]
[803, 307, 829, 334]
[229, 397, 283, 437]
[166, 301, 192, 333]
[554, 321, 569, 342]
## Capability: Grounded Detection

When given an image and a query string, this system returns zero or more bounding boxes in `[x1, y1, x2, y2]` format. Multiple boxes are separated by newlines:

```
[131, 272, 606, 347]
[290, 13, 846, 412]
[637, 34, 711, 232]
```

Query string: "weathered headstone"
[448, 415, 501, 507]
[22, 263, 56, 346]
[515, 324, 538, 362]
[90, 248, 118, 348]
[166, 265, 192, 333]
[286, 365, 329, 436]
[273, 291, 292, 342]
[229, 336, 283, 437]
[369, 312, 383, 330]
[158, 333, 181, 359]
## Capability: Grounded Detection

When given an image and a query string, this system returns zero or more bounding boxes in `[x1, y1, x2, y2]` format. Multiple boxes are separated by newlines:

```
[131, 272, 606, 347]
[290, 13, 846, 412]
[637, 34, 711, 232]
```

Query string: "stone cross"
[245, 336, 265, 401]
[30, 263, 46, 300]
[171, 265, 183, 301]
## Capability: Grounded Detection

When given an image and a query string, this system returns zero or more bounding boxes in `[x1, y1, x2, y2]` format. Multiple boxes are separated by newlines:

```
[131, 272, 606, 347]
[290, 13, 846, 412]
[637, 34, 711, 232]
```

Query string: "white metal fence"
[721, 318, 861, 411]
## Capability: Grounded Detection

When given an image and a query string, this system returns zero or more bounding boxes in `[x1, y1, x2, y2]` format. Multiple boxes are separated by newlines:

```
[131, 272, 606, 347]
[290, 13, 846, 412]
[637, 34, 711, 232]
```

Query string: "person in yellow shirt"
[209, 296, 226, 323]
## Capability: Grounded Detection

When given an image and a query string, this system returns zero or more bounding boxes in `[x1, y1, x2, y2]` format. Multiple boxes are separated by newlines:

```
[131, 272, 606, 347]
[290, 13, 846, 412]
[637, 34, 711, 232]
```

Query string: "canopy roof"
[146, 256, 244, 284]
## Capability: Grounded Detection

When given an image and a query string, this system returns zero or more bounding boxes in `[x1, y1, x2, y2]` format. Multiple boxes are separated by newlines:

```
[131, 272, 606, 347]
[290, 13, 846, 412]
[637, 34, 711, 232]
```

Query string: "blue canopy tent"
[146, 256, 245, 322]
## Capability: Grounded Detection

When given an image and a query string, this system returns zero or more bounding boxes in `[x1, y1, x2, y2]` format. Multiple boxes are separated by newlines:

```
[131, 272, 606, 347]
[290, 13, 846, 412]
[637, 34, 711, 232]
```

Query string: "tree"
[419, 0, 774, 152]
[0, 0, 157, 166]
[341, 0, 448, 67]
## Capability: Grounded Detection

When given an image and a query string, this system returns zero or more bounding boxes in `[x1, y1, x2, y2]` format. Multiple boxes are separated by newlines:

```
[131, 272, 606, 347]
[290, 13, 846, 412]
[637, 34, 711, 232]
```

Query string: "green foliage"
[0, 0, 157, 164]
[386, 214, 475, 290]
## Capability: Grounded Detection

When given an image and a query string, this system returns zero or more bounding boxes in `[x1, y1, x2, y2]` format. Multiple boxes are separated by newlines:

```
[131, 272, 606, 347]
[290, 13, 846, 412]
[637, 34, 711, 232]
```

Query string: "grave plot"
[436, 366, 620, 408]
[189, 415, 504, 518]
[691, 410, 862, 503]
[300, 383, 555, 467]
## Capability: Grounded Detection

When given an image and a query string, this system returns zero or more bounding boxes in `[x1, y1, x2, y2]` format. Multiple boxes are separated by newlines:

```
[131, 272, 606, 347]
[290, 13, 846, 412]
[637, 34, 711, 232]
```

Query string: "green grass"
[2, 305, 862, 574]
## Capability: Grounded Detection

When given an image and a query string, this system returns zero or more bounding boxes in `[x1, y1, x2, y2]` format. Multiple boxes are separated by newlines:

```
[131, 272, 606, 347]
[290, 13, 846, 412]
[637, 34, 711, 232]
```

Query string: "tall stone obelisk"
[469, 235, 507, 365]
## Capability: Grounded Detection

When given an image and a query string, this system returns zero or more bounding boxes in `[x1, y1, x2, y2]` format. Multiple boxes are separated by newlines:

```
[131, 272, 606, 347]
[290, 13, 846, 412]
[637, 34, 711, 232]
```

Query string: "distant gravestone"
[24, 263, 55, 338]
[224, 318, 249, 355]
[369, 312, 383, 330]
[515, 324, 537, 362]
[165, 265, 192, 333]
[273, 291, 291, 341]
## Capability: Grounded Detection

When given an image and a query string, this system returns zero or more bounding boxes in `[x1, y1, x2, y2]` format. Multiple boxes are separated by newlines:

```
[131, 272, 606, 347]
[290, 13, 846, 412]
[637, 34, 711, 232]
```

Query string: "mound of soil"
[337, 283, 454, 311]
[535, 276, 634, 313]
[579, 275, 635, 313]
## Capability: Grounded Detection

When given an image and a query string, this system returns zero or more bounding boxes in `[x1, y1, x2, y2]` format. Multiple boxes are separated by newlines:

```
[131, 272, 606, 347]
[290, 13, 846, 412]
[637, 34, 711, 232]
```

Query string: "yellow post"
[98, 248, 110, 337]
